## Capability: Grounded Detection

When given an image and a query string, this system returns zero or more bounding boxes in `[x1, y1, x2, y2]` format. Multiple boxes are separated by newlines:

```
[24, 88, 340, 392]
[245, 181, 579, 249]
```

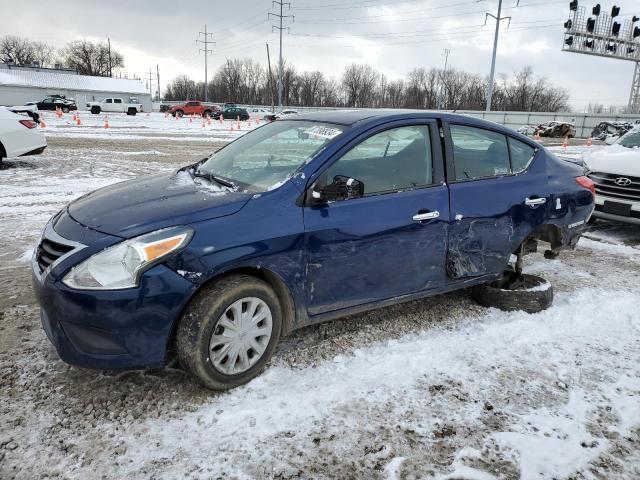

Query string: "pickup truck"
[86, 97, 143, 115]
[169, 101, 220, 118]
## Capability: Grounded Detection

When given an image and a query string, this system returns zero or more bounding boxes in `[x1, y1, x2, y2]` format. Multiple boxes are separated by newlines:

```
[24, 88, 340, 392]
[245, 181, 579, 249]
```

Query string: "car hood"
[67, 170, 254, 238]
[584, 145, 640, 177]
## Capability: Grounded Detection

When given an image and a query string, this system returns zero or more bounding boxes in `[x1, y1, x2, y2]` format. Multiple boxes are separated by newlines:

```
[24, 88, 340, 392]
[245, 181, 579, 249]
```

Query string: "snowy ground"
[1, 115, 639, 479]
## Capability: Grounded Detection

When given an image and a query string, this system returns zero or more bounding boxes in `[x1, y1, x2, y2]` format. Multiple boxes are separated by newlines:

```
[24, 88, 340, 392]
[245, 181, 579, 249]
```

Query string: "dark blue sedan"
[32, 110, 595, 389]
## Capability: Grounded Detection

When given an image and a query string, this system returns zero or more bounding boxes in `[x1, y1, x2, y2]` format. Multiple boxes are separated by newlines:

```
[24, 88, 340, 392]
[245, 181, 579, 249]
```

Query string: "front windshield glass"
[198, 120, 345, 191]
[618, 129, 640, 149]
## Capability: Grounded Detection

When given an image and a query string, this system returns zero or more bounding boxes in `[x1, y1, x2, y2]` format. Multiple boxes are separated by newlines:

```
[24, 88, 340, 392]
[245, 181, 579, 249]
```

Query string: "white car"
[585, 127, 640, 224]
[0, 106, 47, 162]
[247, 107, 272, 119]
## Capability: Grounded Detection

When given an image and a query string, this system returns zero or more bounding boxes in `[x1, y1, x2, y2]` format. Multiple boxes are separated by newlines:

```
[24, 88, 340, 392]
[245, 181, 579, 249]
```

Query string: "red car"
[169, 101, 219, 118]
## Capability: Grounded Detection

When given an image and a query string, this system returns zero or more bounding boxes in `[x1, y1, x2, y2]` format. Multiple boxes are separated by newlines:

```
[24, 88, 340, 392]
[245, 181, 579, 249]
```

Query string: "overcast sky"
[2, 0, 639, 110]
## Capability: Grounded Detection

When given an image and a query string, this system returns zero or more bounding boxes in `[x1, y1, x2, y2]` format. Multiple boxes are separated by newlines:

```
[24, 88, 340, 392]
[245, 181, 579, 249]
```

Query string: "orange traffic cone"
[72, 113, 77, 121]
[104, 116, 109, 129]
[76, 115, 81, 126]
[586, 136, 593, 147]
[562, 136, 569, 149]
[256, 117, 260, 125]
[39, 117, 46, 128]
[236, 115, 240, 130]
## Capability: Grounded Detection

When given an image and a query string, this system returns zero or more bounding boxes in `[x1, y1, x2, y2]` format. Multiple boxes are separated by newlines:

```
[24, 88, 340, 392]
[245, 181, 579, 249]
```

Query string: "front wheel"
[176, 275, 282, 390]
[62, 106, 70, 113]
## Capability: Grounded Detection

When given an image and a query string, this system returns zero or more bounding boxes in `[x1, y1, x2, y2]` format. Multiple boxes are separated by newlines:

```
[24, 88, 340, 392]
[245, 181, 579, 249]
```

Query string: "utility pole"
[269, 1, 294, 111]
[196, 25, 214, 101]
[156, 64, 160, 101]
[484, 0, 511, 112]
[439, 48, 450, 110]
[266, 43, 275, 112]
[145, 68, 157, 99]
[107, 37, 112, 77]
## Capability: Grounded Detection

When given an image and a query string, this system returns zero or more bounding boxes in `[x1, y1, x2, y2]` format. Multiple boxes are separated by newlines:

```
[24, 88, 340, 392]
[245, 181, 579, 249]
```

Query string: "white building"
[0, 64, 152, 111]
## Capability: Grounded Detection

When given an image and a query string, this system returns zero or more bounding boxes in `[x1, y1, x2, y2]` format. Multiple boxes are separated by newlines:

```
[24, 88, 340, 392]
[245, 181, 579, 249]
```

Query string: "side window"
[450, 125, 510, 181]
[114, 98, 122, 104]
[325, 125, 433, 197]
[508, 137, 536, 173]
[105, 98, 113, 104]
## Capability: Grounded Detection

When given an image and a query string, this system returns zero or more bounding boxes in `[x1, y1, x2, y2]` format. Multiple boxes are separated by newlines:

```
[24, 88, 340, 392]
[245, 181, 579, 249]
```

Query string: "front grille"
[35, 238, 74, 272]
[588, 172, 640, 202]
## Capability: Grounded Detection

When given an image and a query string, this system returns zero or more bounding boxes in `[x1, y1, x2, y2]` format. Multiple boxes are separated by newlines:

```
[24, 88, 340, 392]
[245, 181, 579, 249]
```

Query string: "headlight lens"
[63, 226, 193, 290]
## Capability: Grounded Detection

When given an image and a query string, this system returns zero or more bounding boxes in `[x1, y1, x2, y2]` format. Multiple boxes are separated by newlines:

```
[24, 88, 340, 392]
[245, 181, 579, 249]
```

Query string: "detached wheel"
[176, 275, 282, 390]
[471, 273, 553, 314]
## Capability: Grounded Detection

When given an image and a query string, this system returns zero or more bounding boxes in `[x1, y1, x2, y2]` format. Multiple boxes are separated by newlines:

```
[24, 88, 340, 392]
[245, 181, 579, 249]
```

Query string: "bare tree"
[342, 63, 378, 107]
[61, 40, 123, 76]
[0, 35, 54, 65]
[164, 74, 199, 101]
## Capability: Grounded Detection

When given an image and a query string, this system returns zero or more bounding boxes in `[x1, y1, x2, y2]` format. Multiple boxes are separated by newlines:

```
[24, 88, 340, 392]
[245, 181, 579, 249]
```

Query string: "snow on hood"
[584, 144, 640, 176]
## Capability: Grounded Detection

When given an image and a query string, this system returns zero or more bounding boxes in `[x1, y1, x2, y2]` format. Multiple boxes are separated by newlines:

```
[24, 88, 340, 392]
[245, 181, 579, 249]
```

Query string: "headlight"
[63, 226, 193, 290]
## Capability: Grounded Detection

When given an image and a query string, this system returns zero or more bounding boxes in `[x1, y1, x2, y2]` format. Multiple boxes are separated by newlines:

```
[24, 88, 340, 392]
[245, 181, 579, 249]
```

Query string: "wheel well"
[529, 223, 564, 251]
[165, 266, 296, 360]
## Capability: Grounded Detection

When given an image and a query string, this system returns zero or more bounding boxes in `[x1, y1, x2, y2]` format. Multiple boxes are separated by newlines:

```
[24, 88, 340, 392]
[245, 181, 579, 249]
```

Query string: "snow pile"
[101, 287, 640, 478]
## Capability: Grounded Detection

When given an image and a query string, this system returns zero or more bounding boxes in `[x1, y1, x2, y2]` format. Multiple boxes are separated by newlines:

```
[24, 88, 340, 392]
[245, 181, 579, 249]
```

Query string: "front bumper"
[592, 194, 640, 225]
[32, 216, 198, 370]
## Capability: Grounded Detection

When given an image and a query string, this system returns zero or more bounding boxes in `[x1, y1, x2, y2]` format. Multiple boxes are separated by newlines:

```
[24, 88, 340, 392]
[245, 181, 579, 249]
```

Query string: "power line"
[485, 0, 512, 111]
[269, 1, 294, 110]
[196, 24, 215, 101]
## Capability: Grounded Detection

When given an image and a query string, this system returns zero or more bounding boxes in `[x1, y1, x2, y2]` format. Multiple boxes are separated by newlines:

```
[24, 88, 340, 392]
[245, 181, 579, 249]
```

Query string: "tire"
[127, 108, 137, 116]
[62, 106, 70, 113]
[175, 109, 184, 118]
[471, 273, 553, 314]
[202, 110, 212, 118]
[90, 106, 101, 114]
[176, 274, 282, 390]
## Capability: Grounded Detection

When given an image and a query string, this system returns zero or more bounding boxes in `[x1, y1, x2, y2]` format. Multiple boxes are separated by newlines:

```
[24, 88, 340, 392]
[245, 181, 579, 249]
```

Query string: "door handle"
[413, 211, 440, 221]
[524, 197, 546, 207]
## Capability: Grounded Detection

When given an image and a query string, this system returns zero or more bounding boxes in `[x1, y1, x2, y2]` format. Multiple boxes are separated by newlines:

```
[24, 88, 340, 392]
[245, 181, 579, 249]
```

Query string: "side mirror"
[309, 175, 364, 205]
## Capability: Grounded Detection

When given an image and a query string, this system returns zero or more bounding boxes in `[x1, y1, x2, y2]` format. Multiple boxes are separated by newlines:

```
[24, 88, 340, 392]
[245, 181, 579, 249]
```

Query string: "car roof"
[285, 109, 535, 143]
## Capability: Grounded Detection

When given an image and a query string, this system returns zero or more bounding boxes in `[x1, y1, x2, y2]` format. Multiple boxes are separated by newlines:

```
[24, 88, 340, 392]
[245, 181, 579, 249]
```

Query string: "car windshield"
[618, 129, 640, 149]
[197, 120, 345, 191]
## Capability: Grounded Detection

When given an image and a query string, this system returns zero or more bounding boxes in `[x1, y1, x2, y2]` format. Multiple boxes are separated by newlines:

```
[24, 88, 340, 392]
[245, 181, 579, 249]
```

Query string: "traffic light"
[569, 0, 578, 11]
[606, 43, 617, 53]
[564, 19, 573, 30]
[592, 4, 600, 15]
[612, 22, 621, 36]
[611, 6, 620, 18]
[635, 26, 640, 38]
[584, 39, 594, 48]
[565, 36, 574, 46]
[587, 18, 596, 33]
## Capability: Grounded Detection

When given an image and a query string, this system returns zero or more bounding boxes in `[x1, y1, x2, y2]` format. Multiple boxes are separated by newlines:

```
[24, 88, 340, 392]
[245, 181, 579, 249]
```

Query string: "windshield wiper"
[192, 168, 237, 189]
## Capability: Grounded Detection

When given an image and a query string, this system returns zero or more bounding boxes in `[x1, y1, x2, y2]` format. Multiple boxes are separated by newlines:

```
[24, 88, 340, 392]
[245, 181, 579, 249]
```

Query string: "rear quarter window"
[508, 138, 536, 173]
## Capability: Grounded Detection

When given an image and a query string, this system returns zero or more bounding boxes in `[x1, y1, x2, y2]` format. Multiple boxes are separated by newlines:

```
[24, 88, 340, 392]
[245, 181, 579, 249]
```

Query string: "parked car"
[590, 121, 635, 142]
[32, 110, 594, 390]
[585, 127, 640, 224]
[264, 109, 300, 122]
[0, 106, 47, 162]
[535, 121, 576, 138]
[31, 95, 77, 113]
[169, 101, 220, 118]
[247, 107, 272, 119]
[86, 97, 143, 115]
[213, 107, 249, 121]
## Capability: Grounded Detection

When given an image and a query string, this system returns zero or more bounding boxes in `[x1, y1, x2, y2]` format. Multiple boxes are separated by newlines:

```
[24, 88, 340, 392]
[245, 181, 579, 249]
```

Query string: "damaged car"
[590, 121, 635, 142]
[32, 110, 595, 390]
[535, 121, 576, 138]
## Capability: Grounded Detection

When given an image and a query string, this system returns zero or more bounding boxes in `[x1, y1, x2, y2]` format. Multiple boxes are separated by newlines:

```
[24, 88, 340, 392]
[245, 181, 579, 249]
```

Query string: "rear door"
[443, 122, 547, 278]
[113, 98, 124, 112]
[303, 120, 449, 316]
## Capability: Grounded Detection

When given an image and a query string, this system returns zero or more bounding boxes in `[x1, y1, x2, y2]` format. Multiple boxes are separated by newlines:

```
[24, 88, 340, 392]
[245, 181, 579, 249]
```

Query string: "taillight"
[575, 176, 595, 197]
[19, 119, 37, 129]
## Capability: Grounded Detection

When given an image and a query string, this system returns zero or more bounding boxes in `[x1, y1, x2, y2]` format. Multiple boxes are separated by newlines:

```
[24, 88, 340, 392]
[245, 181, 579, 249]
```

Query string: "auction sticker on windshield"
[304, 125, 342, 140]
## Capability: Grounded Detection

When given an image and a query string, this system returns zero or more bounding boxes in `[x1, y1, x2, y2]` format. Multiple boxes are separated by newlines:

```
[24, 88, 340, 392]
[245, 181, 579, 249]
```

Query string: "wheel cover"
[209, 297, 273, 375]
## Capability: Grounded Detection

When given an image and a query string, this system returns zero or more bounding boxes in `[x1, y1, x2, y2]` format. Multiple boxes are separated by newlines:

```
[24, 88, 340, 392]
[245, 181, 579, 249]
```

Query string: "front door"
[443, 122, 548, 278]
[303, 121, 449, 316]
